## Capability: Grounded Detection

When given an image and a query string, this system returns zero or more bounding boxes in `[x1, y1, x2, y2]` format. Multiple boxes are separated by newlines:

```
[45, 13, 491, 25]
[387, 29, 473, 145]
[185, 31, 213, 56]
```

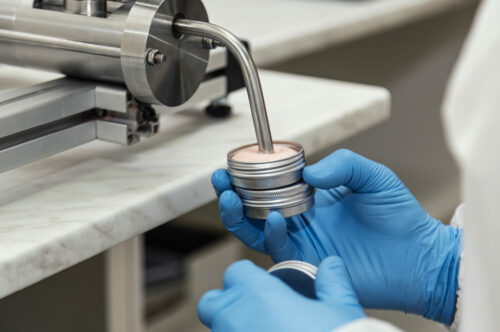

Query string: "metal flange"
[121, 0, 210, 107]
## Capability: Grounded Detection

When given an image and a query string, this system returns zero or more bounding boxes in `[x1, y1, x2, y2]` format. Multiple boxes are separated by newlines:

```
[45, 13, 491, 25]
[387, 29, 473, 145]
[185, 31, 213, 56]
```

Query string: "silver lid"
[268, 260, 318, 299]
[235, 182, 315, 219]
[268, 260, 318, 280]
[227, 141, 305, 190]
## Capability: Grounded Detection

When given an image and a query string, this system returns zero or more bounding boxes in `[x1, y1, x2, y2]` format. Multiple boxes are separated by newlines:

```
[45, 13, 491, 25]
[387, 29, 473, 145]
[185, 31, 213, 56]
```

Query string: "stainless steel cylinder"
[0, 0, 210, 106]
[64, 0, 107, 17]
[227, 141, 315, 219]
[0, 0, 124, 82]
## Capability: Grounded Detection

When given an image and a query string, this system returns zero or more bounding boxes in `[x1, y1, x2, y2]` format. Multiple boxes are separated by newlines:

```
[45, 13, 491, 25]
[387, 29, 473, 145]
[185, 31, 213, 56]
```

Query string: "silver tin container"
[227, 141, 305, 190]
[227, 141, 315, 219]
[235, 182, 315, 219]
[268, 260, 318, 299]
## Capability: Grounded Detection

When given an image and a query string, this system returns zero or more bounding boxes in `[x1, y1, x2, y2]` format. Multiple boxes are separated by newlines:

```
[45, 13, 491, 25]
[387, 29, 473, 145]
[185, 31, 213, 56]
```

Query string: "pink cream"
[232, 144, 298, 163]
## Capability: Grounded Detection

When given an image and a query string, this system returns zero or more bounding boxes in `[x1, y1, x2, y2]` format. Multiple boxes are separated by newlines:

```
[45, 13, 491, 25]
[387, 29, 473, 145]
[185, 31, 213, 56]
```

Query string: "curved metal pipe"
[174, 18, 274, 153]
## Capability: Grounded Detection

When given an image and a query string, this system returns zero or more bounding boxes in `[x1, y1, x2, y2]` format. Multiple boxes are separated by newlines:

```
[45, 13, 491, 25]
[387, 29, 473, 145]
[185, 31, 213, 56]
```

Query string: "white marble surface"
[206, 0, 472, 65]
[0, 69, 389, 298]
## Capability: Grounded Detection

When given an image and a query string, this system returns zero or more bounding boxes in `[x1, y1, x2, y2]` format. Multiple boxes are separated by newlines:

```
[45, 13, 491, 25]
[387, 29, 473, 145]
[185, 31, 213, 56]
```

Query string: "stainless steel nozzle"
[174, 19, 274, 153]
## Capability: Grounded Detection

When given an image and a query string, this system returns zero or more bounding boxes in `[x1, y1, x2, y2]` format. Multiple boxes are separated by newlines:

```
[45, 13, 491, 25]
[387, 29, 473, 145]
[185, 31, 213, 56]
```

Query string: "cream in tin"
[232, 144, 298, 163]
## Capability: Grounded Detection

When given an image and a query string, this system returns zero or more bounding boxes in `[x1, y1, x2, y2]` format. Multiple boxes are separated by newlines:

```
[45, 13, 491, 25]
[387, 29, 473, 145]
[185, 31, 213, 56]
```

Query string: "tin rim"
[229, 158, 305, 179]
[237, 182, 315, 219]
[268, 260, 318, 280]
[236, 182, 314, 200]
[243, 196, 315, 219]
[227, 141, 306, 188]
[235, 183, 315, 209]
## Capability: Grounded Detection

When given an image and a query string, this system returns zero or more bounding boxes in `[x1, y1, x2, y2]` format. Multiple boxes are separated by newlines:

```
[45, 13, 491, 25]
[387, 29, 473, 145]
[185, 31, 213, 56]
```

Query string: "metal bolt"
[201, 37, 221, 50]
[146, 49, 166, 66]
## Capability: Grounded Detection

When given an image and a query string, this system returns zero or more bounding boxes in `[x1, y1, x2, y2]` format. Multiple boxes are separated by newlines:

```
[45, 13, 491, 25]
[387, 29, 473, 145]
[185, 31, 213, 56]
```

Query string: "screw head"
[146, 49, 166, 66]
[154, 53, 166, 65]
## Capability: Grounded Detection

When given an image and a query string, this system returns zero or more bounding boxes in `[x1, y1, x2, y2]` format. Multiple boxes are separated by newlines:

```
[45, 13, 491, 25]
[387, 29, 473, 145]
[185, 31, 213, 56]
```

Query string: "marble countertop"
[206, 0, 473, 65]
[0, 69, 389, 298]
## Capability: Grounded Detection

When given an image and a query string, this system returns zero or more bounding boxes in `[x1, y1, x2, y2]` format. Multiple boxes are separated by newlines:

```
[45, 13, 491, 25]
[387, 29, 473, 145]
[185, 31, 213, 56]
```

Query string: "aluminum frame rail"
[0, 78, 149, 172]
[0, 67, 228, 173]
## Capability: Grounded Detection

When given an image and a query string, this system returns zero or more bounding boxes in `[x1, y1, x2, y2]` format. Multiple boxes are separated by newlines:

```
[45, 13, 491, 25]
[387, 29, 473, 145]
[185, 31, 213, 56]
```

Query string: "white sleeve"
[332, 318, 403, 332]
[448, 204, 465, 332]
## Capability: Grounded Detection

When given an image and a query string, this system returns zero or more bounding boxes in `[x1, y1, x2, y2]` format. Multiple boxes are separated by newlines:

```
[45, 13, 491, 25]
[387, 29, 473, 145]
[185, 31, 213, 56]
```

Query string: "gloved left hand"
[198, 257, 365, 332]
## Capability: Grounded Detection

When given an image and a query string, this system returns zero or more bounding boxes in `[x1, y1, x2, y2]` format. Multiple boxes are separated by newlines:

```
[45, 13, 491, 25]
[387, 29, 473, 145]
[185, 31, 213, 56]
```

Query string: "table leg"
[105, 236, 144, 332]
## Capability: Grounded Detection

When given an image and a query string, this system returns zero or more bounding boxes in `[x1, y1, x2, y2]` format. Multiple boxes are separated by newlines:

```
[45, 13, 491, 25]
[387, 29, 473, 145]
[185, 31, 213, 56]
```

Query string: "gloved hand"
[198, 257, 365, 332]
[212, 149, 462, 325]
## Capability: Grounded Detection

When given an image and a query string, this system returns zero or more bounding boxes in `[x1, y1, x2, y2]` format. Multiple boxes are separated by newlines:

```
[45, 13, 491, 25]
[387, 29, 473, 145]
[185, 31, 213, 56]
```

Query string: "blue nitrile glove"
[198, 258, 365, 331]
[212, 149, 462, 325]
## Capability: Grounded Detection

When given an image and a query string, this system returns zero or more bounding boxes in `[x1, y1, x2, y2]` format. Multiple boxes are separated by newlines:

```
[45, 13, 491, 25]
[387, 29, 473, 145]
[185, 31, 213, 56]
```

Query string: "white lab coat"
[441, 0, 500, 329]
[336, 0, 499, 330]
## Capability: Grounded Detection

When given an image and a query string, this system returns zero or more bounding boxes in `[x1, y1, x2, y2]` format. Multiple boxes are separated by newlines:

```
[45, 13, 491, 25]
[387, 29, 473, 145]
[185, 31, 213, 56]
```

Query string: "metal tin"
[227, 141, 305, 190]
[227, 141, 315, 219]
[235, 182, 315, 219]
[268, 260, 318, 299]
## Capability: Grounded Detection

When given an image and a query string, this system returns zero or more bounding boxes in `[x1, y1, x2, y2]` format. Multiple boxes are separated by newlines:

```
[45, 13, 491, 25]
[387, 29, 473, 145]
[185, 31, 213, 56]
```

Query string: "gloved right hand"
[212, 149, 462, 325]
